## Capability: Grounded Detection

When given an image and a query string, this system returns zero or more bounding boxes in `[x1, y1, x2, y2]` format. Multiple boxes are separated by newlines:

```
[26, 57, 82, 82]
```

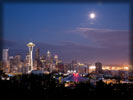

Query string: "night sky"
[3, 2, 129, 65]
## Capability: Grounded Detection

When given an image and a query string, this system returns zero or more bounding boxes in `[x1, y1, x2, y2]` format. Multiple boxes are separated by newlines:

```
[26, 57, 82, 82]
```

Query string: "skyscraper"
[27, 42, 35, 73]
[46, 50, 52, 66]
[2, 49, 10, 72]
[40, 54, 46, 70]
[9, 56, 14, 72]
[35, 48, 40, 60]
[24, 53, 30, 73]
[14, 54, 22, 72]
[54, 54, 58, 65]
[129, 65, 133, 76]
[2, 49, 9, 63]
[34, 48, 40, 70]
[46, 50, 51, 60]
[95, 62, 103, 74]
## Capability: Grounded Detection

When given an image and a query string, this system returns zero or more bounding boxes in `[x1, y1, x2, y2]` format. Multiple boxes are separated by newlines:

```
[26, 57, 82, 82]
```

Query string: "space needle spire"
[27, 42, 35, 73]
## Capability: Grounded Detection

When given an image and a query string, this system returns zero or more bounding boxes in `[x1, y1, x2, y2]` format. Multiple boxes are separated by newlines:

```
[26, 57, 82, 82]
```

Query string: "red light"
[73, 73, 79, 77]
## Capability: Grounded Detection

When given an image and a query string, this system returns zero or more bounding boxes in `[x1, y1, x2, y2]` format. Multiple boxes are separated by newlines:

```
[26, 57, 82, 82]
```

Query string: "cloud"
[63, 27, 130, 64]
[66, 27, 129, 48]
[3, 28, 130, 66]
[82, 28, 129, 51]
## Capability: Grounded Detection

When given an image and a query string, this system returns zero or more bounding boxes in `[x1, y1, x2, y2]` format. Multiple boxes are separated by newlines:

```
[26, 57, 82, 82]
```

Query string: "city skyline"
[3, 3, 129, 65]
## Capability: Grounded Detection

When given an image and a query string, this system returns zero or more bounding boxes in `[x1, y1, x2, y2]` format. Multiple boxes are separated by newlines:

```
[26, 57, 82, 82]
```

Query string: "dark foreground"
[0, 74, 133, 99]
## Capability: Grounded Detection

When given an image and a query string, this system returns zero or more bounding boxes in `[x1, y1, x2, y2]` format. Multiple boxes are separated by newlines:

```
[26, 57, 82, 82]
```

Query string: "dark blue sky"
[3, 3, 130, 65]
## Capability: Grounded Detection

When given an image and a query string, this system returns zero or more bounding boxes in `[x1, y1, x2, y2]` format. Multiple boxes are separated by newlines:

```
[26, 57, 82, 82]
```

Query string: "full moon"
[90, 13, 95, 19]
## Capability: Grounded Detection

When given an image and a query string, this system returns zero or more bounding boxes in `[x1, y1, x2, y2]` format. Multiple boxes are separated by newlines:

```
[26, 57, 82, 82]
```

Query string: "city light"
[73, 73, 79, 77]
[89, 65, 96, 69]
[1, 3, 132, 98]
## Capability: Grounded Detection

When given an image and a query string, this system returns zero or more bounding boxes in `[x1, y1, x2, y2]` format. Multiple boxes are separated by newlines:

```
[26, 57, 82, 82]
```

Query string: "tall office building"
[2, 49, 10, 72]
[2, 49, 9, 63]
[34, 48, 40, 70]
[46, 50, 51, 60]
[25, 53, 30, 66]
[95, 62, 103, 74]
[23, 53, 30, 73]
[54, 54, 58, 65]
[9, 56, 14, 72]
[40, 54, 46, 70]
[35, 48, 40, 60]
[72, 60, 77, 70]
[54, 54, 58, 60]
[129, 65, 133, 76]
[14, 54, 22, 72]
[46, 50, 52, 67]
[27, 42, 35, 73]
[14, 54, 21, 63]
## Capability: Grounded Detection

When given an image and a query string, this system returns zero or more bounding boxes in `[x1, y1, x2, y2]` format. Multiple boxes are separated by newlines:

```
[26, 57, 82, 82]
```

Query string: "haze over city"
[3, 3, 129, 65]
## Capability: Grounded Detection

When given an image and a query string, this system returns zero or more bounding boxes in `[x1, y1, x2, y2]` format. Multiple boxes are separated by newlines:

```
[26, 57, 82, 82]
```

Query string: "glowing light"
[89, 66, 96, 69]
[54, 54, 58, 59]
[102, 65, 129, 71]
[89, 65, 96, 73]
[47, 50, 50, 54]
[123, 67, 129, 70]
[90, 13, 95, 19]
[78, 63, 84, 66]
[73, 73, 79, 77]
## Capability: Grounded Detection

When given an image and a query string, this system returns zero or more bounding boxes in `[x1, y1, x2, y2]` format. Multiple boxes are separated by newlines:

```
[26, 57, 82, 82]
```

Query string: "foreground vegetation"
[0, 71, 133, 99]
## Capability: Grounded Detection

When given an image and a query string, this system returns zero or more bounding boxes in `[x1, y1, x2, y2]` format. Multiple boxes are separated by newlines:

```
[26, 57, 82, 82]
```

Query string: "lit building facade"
[2, 49, 10, 73]
[2, 49, 9, 63]
[95, 62, 103, 74]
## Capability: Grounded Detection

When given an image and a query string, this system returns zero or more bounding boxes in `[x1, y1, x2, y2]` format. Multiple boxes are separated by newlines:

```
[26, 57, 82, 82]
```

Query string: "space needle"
[27, 42, 35, 73]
